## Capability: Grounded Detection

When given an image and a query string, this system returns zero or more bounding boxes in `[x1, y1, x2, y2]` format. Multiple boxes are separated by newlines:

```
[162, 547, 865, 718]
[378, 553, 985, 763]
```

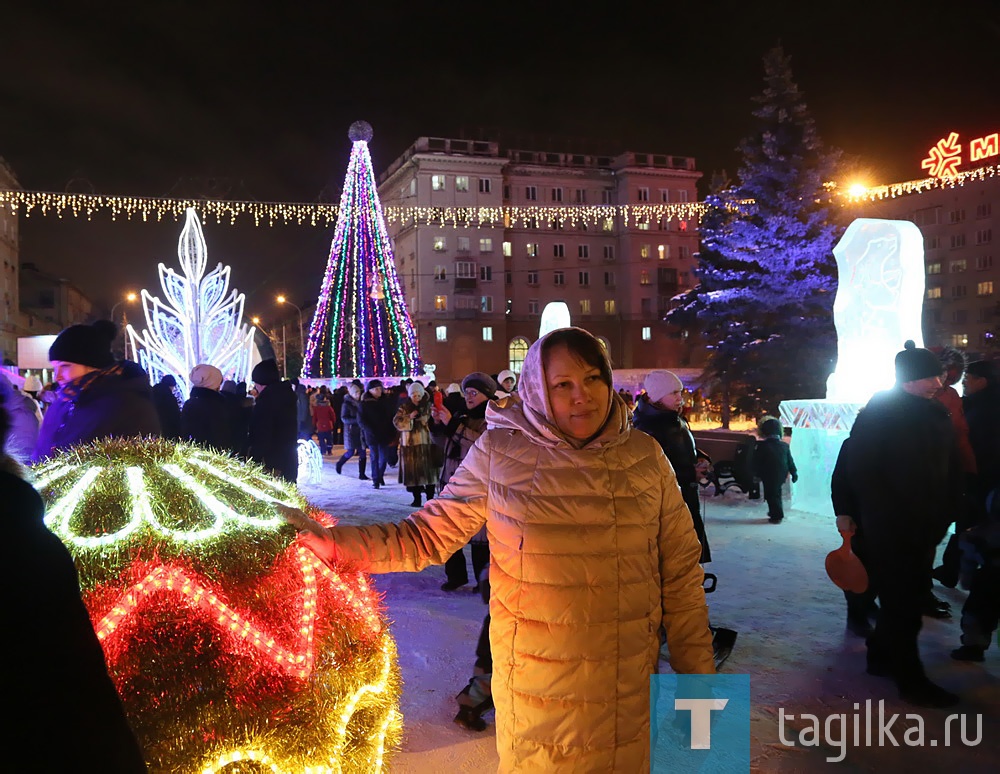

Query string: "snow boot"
[358, 457, 369, 480]
[409, 489, 422, 507]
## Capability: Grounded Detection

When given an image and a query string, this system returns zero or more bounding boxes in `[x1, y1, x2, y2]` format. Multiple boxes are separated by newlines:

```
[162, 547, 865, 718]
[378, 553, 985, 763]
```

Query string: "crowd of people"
[3, 318, 1000, 770]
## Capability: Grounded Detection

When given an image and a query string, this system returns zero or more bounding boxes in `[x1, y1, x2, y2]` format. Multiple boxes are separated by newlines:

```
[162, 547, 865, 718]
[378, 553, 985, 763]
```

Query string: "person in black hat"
[248, 358, 298, 483]
[831, 341, 964, 708]
[33, 320, 161, 461]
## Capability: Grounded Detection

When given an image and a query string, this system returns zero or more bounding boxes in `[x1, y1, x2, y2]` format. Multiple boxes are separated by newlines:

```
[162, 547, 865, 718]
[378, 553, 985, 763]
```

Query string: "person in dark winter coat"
[181, 364, 237, 454]
[633, 370, 711, 563]
[961, 360, 1000, 510]
[248, 358, 298, 483]
[220, 380, 252, 459]
[753, 416, 798, 524]
[336, 380, 368, 480]
[0, 372, 40, 465]
[359, 380, 397, 489]
[1, 409, 148, 772]
[289, 378, 313, 439]
[33, 321, 161, 462]
[950, 487, 1000, 661]
[434, 372, 497, 591]
[331, 385, 348, 445]
[393, 381, 439, 507]
[833, 341, 964, 709]
[151, 375, 183, 439]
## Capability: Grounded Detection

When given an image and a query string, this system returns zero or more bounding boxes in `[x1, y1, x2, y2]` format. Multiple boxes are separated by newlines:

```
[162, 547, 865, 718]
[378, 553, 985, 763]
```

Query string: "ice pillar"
[781, 219, 926, 515]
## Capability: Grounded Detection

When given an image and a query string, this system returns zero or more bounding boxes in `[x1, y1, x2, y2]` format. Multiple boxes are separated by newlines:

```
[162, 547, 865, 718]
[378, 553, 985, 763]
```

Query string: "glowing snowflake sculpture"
[32, 438, 402, 774]
[127, 208, 256, 399]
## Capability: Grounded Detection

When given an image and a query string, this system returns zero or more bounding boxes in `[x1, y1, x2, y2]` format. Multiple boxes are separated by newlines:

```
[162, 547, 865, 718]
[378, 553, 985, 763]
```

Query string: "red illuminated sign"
[922, 131, 999, 178]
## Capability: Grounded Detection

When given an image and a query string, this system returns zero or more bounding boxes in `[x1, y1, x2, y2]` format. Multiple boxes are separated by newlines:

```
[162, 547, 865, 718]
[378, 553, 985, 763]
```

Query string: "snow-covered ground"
[300, 448, 1000, 773]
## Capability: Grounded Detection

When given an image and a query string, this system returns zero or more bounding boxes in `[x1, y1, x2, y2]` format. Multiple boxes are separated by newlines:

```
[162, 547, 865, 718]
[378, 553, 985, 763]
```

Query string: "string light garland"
[31, 438, 402, 773]
[2, 163, 996, 227]
[302, 122, 421, 379]
[0, 187, 709, 227]
[844, 164, 999, 202]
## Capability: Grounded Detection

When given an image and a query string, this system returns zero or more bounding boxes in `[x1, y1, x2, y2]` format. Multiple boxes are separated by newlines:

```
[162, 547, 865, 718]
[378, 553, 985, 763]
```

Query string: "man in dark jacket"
[335, 380, 368, 480]
[289, 377, 313, 439]
[359, 379, 397, 489]
[754, 416, 797, 524]
[248, 358, 298, 482]
[33, 321, 161, 462]
[633, 370, 710, 563]
[181, 364, 237, 454]
[151, 375, 183, 439]
[3, 410, 147, 772]
[833, 341, 963, 708]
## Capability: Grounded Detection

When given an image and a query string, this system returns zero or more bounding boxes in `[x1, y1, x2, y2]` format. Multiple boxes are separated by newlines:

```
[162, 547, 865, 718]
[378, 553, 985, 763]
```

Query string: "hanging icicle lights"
[0, 188, 708, 228]
[302, 125, 421, 378]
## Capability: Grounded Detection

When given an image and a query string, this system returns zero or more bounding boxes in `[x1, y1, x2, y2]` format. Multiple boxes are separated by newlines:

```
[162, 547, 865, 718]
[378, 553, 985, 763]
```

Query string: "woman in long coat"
[393, 381, 439, 506]
[281, 328, 714, 772]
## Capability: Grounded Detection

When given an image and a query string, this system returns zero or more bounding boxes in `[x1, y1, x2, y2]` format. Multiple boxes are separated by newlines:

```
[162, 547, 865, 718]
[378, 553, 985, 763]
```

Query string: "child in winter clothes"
[951, 489, 1000, 661]
[754, 416, 797, 523]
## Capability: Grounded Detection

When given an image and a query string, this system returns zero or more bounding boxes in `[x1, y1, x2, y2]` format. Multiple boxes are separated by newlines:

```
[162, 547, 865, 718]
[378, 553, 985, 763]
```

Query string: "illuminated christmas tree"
[302, 121, 420, 378]
[33, 438, 401, 773]
[127, 208, 257, 399]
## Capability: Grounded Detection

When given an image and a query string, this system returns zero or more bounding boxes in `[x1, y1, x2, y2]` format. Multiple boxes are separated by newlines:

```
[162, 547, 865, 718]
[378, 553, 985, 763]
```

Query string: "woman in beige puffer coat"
[282, 327, 714, 772]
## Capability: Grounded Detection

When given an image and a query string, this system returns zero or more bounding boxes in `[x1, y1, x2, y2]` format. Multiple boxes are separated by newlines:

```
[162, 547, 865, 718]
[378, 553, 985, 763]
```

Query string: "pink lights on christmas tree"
[303, 121, 420, 378]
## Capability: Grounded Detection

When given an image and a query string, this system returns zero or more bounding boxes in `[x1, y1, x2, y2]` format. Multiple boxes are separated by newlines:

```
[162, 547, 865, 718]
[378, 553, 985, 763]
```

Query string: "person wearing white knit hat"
[634, 370, 709, 563]
[495, 369, 517, 399]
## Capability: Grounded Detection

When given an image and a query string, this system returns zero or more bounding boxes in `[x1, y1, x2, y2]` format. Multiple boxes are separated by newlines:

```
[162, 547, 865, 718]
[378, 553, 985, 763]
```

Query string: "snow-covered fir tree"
[669, 46, 844, 420]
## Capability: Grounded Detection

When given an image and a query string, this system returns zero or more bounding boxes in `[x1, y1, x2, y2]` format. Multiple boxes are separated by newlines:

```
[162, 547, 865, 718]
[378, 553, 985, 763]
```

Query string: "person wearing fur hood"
[280, 327, 713, 772]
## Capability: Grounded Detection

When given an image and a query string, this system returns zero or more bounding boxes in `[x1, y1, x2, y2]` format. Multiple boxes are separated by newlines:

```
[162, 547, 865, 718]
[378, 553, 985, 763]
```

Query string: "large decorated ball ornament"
[32, 438, 401, 773]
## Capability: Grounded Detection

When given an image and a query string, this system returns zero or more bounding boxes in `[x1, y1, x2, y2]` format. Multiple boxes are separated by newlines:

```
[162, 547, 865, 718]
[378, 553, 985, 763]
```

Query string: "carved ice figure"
[825, 219, 926, 403]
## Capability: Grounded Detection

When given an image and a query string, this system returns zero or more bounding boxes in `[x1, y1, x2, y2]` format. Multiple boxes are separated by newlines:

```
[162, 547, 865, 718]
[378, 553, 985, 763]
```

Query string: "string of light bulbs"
[0, 188, 709, 226]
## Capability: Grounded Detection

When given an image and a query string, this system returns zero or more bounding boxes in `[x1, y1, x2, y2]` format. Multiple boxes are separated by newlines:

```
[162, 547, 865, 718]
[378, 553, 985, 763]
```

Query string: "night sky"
[2, 0, 998, 318]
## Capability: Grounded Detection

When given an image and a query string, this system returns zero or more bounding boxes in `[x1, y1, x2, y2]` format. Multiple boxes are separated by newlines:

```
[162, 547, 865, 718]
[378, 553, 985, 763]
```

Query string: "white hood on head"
[486, 328, 629, 450]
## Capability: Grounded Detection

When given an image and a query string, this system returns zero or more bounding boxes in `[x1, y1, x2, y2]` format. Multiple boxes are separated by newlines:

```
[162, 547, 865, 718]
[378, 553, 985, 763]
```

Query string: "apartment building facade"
[378, 137, 702, 381]
[857, 171, 999, 357]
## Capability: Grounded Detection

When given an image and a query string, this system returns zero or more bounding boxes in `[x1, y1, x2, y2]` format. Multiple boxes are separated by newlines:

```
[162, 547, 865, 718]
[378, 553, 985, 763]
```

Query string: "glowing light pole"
[277, 295, 304, 362]
[110, 292, 137, 359]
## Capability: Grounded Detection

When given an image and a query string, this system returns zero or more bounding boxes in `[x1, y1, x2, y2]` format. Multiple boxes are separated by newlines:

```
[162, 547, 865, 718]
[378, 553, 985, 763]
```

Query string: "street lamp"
[110, 292, 137, 359]
[276, 295, 304, 351]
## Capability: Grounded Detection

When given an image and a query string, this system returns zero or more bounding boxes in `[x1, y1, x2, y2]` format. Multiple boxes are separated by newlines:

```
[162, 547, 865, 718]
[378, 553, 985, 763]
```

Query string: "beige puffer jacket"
[300, 330, 714, 772]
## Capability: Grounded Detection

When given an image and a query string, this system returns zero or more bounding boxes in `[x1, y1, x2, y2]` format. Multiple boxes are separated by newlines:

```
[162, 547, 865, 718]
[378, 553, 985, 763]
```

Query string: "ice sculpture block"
[781, 219, 925, 515]
[825, 219, 926, 403]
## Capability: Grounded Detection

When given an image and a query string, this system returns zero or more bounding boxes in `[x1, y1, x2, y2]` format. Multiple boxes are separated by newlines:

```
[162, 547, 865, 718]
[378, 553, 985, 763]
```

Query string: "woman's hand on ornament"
[275, 504, 329, 538]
